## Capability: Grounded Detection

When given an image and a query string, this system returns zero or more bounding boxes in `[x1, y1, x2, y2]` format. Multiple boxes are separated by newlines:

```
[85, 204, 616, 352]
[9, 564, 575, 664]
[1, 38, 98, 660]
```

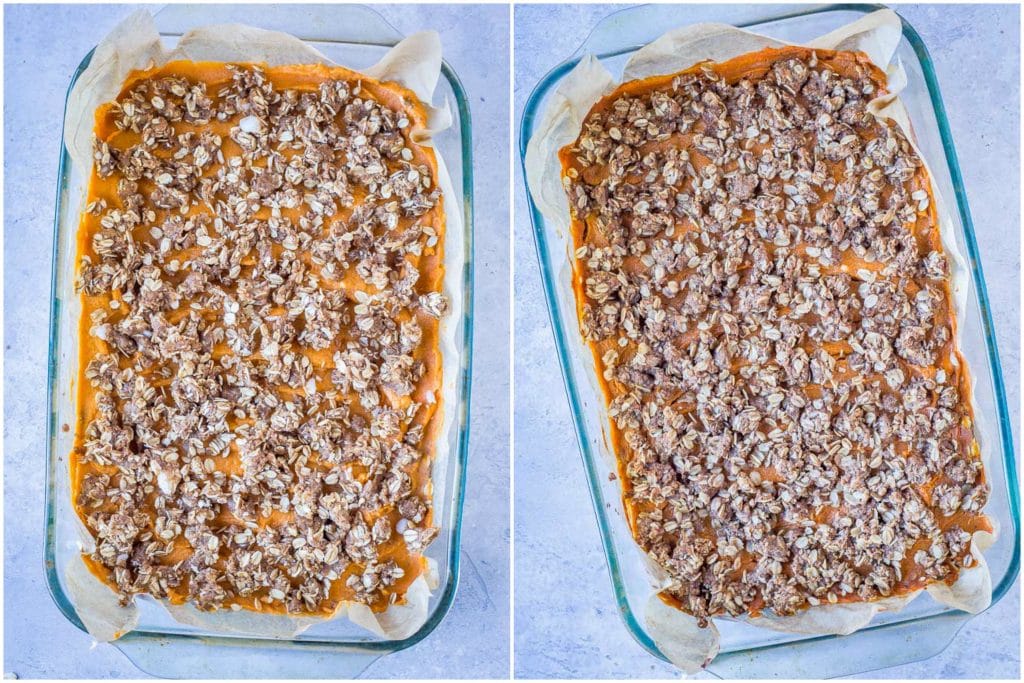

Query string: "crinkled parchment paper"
[64, 9, 464, 643]
[525, 9, 995, 673]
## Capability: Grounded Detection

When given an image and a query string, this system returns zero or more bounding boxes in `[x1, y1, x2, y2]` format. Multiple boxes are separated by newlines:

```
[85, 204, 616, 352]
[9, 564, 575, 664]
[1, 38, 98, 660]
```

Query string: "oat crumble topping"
[560, 47, 990, 624]
[72, 61, 446, 615]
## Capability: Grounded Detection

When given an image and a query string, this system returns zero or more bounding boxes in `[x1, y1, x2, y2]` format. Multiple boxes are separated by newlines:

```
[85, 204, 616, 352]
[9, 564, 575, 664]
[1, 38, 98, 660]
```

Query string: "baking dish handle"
[572, 3, 850, 59]
[112, 635, 383, 679]
[152, 3, 404, 46]
[706, 609, 970, 678]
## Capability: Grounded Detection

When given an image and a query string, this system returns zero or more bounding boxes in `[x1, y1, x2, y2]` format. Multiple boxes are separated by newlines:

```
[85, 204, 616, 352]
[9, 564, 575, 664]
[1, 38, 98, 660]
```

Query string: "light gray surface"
[3, 3, 509, 679]
[514, 3, 1020, 679]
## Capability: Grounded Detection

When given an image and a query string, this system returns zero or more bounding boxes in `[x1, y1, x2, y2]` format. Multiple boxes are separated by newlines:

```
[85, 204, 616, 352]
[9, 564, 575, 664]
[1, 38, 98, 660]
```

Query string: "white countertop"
[514, 3, 1020, 678]
[3, 3, 510, 678]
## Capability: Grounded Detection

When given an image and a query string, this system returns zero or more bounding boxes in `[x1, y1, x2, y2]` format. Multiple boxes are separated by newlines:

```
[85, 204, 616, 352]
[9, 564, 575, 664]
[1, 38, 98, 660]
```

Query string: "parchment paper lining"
[525, 9, 994, 673]
[63, 9, 464, 643]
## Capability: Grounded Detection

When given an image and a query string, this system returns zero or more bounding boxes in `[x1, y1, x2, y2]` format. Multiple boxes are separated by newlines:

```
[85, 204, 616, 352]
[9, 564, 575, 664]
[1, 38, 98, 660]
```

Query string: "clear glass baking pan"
[519, 3, 1019, 678]
[45, 4, 474, 678]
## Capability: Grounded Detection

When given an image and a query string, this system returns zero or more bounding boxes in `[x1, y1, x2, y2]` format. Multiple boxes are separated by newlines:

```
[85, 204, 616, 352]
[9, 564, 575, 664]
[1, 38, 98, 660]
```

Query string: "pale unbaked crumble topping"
[76, 64, 446, 613]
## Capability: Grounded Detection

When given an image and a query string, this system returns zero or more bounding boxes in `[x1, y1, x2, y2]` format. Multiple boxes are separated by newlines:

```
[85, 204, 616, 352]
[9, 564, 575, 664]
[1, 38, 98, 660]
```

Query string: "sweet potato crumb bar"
[560, 47, 990, 625]
[73, 60, 446, 615]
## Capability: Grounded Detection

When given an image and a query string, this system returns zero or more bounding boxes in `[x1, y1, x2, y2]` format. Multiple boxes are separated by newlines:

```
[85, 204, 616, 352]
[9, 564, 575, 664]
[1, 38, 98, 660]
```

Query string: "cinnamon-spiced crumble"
[73, 60, 446, 616]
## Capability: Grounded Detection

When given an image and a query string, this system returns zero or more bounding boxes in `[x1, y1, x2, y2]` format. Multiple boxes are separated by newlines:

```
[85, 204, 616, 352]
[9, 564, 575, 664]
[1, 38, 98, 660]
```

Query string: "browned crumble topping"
[73, 61, 447, 616]
[560, 48, 990, 625]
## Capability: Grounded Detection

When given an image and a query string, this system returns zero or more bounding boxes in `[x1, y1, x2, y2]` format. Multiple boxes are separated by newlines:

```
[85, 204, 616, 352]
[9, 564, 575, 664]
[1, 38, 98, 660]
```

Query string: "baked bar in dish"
[73, 60, 447, 616]
[559, 46, 991, 625]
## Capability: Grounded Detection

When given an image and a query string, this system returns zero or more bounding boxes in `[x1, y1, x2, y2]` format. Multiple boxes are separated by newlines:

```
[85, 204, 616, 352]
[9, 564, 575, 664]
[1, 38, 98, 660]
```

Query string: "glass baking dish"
[519, 3, 1019, 678]
[44, 4, 474, 678]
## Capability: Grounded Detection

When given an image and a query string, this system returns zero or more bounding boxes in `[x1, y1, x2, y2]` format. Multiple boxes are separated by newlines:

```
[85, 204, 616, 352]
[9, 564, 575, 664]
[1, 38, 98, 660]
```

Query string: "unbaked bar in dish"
[560, 46, 991, 625]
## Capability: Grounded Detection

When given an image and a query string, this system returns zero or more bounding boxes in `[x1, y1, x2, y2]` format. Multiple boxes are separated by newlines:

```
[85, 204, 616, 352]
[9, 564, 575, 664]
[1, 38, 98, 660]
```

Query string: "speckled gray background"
[3, 3, 509, 678]
[514, 3, 1020, 679]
